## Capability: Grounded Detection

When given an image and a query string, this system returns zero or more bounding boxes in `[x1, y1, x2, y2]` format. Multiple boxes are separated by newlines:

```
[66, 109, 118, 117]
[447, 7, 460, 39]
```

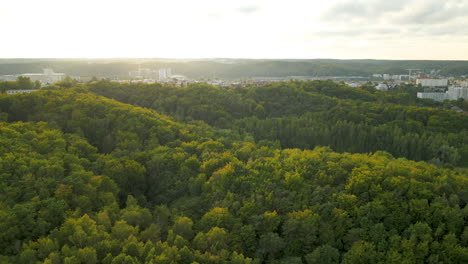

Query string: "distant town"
[1, 66, 468, 102]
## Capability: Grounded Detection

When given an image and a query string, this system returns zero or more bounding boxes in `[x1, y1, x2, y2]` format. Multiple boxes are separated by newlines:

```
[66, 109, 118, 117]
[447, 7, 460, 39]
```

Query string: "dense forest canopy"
[0, 80, 467, 263]
[89, 80, 468, 167]
[1, 59, 468, 78]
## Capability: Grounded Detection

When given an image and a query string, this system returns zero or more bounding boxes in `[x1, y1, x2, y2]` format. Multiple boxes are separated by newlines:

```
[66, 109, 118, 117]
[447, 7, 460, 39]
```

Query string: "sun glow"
[1, 0, 467, 59]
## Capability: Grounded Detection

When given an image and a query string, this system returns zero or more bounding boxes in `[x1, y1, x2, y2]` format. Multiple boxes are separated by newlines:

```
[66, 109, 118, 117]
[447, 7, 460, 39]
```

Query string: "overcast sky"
[1, 0, 467, 59]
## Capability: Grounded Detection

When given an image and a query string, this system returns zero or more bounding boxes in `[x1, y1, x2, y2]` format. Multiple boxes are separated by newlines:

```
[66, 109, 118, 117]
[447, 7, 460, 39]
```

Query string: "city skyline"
[1, 0, 468, 60]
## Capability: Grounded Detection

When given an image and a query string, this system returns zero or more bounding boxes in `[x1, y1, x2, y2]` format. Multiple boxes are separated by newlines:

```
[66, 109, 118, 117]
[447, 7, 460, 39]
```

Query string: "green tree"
[16, 76, 33, 89]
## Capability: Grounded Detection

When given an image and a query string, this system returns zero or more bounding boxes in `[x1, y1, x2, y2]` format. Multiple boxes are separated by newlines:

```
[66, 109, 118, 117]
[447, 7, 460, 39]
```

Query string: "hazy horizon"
[1, 57, 468, 62]
[1, 0, 468, 60]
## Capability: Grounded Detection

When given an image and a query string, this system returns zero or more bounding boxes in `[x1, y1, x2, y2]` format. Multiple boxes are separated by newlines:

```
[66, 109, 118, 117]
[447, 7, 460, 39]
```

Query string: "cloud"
[322, 0, 468, 26]
[321, 0, 405, 22]
[391, 1, 468, 25]
[313, 27, 401, 37]
[314, 0, 468, 44]
[411, 22, 468, 37]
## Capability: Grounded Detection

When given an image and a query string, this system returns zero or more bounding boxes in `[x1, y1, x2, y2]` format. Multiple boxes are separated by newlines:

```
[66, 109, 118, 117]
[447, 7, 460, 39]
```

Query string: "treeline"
[0, 88, 467, 263]
[90, 80, 468, 166]
[234, 116, 464, 166]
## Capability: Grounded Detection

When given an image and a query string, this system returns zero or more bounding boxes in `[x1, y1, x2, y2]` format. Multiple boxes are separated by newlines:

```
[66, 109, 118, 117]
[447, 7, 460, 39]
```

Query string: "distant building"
[22, 69, 65, 85]
[376, 83, 389, 91]
[383, 74, 391, 80]
[6, 89, 39, 95]
[1, 69, 65, 86]
[417, 92, 448, 101]
[158, 68, 172, 81]
[345, 82, 362, 88]
[398, 75, 410, 81]
[447, 86, 468, 100]
[416, 78, 448, 88]
[129, 68, 158, 79]
[417, 86, 468, 102]
[0, 75, 17, 81]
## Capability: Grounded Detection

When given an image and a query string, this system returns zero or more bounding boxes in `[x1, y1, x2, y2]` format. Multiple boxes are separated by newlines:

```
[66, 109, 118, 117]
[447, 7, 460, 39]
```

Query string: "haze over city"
[1, 0, 468, 59]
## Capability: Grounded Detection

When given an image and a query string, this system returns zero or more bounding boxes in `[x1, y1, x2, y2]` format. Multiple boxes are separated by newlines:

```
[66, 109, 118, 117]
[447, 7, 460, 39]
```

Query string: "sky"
[1, 0, 467, 60]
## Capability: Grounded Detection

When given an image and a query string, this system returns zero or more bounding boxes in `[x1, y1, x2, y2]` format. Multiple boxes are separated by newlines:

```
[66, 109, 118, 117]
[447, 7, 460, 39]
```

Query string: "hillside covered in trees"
[90, 80, 468, 167]
[0, 81, 467, 263]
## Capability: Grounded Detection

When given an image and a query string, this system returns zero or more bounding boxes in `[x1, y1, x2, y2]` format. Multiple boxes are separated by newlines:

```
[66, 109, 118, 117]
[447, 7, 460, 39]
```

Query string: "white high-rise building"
[417, 92, 448, 101]
[416, 78, 448, 88]
[447, 87, 468, 100]
[158, 68, 172, 81]
[417, 86, 468, 102]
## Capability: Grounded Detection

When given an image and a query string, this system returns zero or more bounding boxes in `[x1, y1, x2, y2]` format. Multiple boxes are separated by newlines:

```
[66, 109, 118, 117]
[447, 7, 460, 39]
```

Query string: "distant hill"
[1, 58, 468, 78]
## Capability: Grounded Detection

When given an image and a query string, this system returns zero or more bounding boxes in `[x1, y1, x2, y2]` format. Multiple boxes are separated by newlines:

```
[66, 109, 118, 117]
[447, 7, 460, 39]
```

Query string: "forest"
[0, 80, 467, 263]
[89, 80, 468, 167]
